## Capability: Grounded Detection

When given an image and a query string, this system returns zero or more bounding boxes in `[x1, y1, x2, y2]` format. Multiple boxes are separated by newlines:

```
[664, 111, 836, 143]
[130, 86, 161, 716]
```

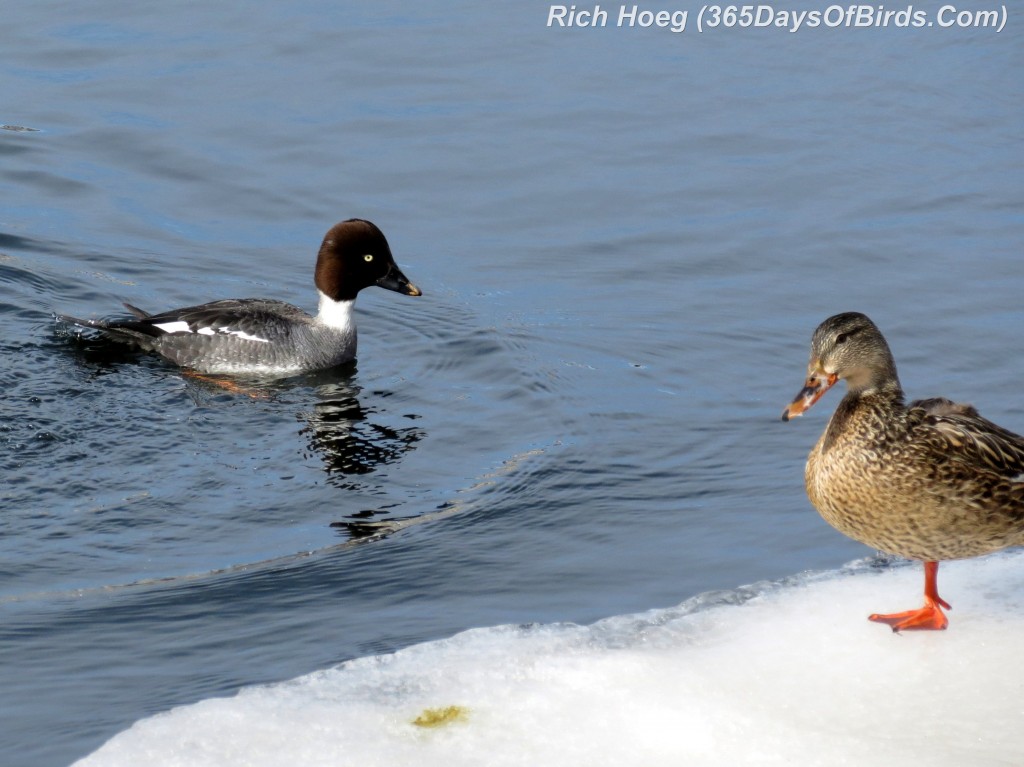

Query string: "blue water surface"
[1, 2, 1021, 764]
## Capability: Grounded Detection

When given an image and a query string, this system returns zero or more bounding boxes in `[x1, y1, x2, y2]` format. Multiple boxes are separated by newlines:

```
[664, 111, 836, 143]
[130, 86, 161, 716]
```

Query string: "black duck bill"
[376, 263, 422, 297]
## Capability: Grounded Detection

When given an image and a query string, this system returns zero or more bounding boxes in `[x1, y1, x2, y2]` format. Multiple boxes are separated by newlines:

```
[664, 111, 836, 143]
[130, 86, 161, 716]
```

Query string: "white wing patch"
[154, 320, 268, 342]
[221, 328, 269, 343]
[154, 320, 192, 334]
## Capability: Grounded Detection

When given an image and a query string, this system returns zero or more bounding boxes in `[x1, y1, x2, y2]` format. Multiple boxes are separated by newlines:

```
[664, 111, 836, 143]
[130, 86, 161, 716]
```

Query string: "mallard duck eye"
[836, 333, 848, 344]
[363, 254, 374, 262]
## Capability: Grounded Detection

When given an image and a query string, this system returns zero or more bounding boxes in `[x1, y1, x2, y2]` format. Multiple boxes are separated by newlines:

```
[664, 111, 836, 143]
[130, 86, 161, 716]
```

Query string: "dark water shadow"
[297, 378, 425, 492]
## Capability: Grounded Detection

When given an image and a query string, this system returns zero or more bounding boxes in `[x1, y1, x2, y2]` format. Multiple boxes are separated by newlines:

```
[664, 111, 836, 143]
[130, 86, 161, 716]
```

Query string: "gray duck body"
[116, 298, 358, 375]
[57, 219, 421, 376]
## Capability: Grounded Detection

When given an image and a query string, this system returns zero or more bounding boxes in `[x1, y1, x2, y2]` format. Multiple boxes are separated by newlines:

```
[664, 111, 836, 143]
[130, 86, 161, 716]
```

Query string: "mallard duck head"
[782, 312, 899, 421]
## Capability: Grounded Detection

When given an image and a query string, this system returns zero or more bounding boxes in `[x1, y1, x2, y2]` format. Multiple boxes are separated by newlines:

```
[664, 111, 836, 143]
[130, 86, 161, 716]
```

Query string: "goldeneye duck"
[58, 218, 422, 375]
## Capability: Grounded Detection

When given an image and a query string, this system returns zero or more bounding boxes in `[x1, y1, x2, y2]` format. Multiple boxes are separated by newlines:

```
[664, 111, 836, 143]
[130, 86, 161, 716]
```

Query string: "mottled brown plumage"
[783, 312, 1024, 631]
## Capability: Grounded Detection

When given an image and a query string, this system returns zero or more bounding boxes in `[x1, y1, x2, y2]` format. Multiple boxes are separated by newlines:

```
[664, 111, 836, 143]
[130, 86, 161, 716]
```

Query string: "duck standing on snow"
[782, 312, 1024, 631]
[58, 219, 421, 376]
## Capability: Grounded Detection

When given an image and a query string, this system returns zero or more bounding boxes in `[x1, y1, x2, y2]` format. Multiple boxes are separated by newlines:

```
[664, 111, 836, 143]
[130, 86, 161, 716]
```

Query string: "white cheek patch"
[153, 320, 193, 334]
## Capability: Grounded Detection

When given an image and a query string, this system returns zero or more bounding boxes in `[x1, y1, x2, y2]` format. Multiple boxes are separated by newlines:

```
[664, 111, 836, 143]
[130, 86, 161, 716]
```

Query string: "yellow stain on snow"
[412, 705, 470, 728]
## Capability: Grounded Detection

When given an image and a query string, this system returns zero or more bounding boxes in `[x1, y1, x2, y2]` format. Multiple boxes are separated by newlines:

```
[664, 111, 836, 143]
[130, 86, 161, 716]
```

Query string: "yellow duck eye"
[364, 254, 374, 262]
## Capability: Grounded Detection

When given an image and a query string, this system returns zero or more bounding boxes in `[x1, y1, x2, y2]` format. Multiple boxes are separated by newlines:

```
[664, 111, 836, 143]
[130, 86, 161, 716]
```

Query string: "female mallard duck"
[782, 312, 1024, 631]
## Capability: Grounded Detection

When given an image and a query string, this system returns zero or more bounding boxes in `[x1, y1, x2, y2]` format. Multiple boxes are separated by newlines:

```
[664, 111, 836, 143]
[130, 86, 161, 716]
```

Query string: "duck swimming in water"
[58, 219, 421, 376]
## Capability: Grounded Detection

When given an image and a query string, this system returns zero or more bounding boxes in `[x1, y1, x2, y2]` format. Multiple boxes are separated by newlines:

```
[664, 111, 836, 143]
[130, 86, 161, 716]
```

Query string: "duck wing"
[910, 397, 1024, 480]
[130, 299, 309, 342]
[58, 299, 309, 347]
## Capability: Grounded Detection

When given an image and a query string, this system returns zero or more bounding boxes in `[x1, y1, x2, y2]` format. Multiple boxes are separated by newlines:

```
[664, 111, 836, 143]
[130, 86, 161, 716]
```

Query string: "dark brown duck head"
[314, 219, 422, 302]
[782, 312, 900, 421]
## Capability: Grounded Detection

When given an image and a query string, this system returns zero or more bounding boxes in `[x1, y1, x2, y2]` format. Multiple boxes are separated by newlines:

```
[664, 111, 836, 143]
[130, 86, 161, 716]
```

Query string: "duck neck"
[316, 291, 356, 332]
[840, 381, 906, 417]
[841, 347, 903, 398]
[849, 376, 904, 401]
[822, 379, 905, 454]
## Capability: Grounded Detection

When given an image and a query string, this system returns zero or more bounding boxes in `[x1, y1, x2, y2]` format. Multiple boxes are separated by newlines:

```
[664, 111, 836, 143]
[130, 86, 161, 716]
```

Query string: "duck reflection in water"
[298, 379, 424, 489]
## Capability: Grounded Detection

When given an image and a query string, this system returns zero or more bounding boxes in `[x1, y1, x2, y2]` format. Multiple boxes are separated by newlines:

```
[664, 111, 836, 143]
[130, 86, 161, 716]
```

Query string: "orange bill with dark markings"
[781, 370, 838, 421]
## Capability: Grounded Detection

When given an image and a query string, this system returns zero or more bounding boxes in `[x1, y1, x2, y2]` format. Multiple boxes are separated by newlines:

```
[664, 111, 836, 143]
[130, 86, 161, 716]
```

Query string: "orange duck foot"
[183, 371, 271, 399]
[868, 595, 951, 632]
